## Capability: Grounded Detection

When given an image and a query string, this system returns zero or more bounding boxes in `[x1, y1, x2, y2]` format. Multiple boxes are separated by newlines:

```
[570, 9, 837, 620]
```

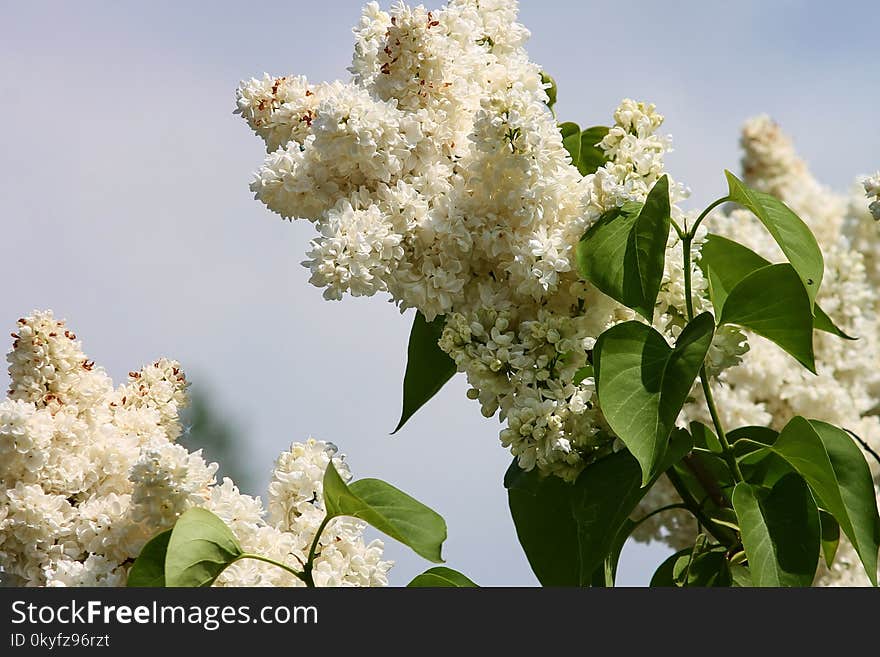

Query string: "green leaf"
[690, 421, 722, 454]
[650, 549, 691, 587]
[577, 126, 610, 176]
[594, 313, 714, 483]
[599, 518, 635, 587]
[730, 564, 753, 587]
[819, 510, 840, 568]
[724, 171, 823, 308]
[700, 234, 853, 339]
[670, 445, 737, 543]
[127, 529, 171, 587]
[506, 430, 691, 586]
[506, 466, 582, 586]
[728, 426, 792, 487]
[685, 548, 733, 587]
[540, 72, 557, 111]
[573, 364, 593, 385]
[728, 425, 780, 446]
[570, 448, 664, 579]
[577, 175, 671, 321]
[650, 544, 731, 587]
[732, 474, 820, 587]
[393, 312, 457, 433]
[771, 417, 880, 585]
[323, 461, 447, 563]
[407, 567, 478, 587]
[718, 263, 816, 372]
[165, 508, 243, 587]
[559, 122, 581, 164]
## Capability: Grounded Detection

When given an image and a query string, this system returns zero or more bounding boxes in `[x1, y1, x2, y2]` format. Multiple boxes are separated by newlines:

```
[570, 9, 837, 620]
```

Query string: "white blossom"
[0, 311, 392, 587]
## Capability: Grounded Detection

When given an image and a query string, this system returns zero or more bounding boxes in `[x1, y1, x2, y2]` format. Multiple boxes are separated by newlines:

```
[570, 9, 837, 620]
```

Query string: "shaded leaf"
[690, 421, 722, 454]
[730, 564, 753, 587]
[506, 430, 691, 586]
[394, 312, 456, 433]
[127, 529, 171, 587]
[407, 567, 477, 587]
[650, 549, 691, 587]
[771, 417, 880, 584]
[594, 313, 714, 483]
[560, 122, 581, 164]
[506, 465, 581, 586]
[732, 474, 820, 587]
[819, 509, 840, 568]
[577, 126, 610, 176]
[577, 176, 671, 321]
[650, 544, 731, 587]
[573, 365, 594, 385]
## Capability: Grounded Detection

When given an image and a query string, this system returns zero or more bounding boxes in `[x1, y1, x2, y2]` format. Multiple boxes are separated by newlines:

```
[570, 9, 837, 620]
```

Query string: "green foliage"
[717, 263, 816, 372]
[650, 542, 732, 587]
[164, 508, 243, 587]
[323, 461, 447, 563]
[732, 474, 820, 587]
[699, 234, 853, 340]
[560, 122, 581, 165]
[593, 313, 714, 483]
[506, 431, 691, 586]
[576, 175, 671, 321]
[394, 312, 457, 433]
[577, 126, 611, 176]
[724, 170, 824, 308]
[541, 72, 557, 111]
[558, 122, 610, 176]
[650, 549, 690, 587]
[819, 510, 841, 567]
[128, 462, 451, 588]
[126, 529, 171, 587]
[770, 418, 880, 584]
[407, 567, 478, 587]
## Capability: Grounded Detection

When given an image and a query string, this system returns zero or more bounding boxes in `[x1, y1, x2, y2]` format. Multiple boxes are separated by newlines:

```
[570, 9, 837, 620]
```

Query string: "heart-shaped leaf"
[594, 312, 714, 483]
[407, 567, 477, 587]
[323, 461, 447, 563]
[732, 474, 820, 587]
[393, 312, 456, 433]
[770, 417, 880, 585]
[724, 171, 824, 308]
[165, 508, 243, 587]
[577, 175, 671, 321]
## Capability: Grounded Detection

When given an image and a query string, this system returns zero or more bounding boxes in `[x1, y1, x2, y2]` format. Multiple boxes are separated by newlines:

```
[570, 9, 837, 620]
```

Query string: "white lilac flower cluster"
[632, 116, 880, 586]
[237, 0, 747, 481]
[0, 312, 391, 587]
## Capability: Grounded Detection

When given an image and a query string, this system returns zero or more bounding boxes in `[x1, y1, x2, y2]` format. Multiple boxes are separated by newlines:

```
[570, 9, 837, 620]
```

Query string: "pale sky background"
[2, 1, 878, 586]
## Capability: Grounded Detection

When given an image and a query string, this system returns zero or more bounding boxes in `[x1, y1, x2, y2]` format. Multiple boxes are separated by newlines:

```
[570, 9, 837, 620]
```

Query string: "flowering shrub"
[3, 0, 878, 588]
[235, 0, 880, 587]
[0, 312, 451, 587]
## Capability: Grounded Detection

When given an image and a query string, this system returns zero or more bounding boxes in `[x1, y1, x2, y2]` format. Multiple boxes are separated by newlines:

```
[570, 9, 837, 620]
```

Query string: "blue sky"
[2, 0, 878, 586]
